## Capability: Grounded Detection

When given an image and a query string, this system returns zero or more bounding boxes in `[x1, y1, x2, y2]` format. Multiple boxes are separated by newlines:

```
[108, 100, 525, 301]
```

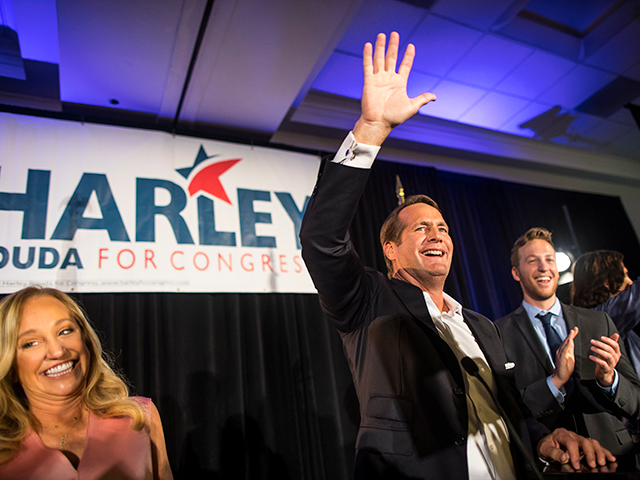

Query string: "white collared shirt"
[425, 292, 516, 480]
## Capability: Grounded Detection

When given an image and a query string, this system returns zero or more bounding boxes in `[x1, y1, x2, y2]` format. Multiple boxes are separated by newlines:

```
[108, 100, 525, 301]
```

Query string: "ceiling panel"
[310, 52, 363, 99]
[458, 91, 530, 129]
[12, 0, 58, 63]
[430, 0, 517, 30]
[447, 34, 533, 89]
[421, 79, 486, 120]
[566, 112, 604, 136]
[609, 106, 639, 127]
[587, 120, 634, 147]
[407, 71, 441, 101]
[498, 101, 556, 137]
[576, 76, 640, 118]
[408, 15, 483, 77]
[179, 0, 361, 131]
[496, 15, 581, 60]
[525, 0, 619, 32]
[625, 61, 640, 82]
[538, 64, 616, 109]
[334, 0, 426, 56]
[495, 50, 576, 99]
[581, 1, 638, 59]
[57, 0, 194, 112]
[584, 22, 640, 75]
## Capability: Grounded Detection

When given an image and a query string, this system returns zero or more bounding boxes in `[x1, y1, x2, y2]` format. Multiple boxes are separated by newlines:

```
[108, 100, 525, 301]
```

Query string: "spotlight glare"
[559, 272, 573, 286]
[556, 251, 572, 272]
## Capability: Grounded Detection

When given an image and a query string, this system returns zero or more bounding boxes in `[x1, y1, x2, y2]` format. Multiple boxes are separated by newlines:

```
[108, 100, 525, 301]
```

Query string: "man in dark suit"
[300, 31, 613, 479]
[496, 227, 640, 456]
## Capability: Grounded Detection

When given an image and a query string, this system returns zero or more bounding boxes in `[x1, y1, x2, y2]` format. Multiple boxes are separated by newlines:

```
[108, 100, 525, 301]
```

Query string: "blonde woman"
[0, 286, 173, 479]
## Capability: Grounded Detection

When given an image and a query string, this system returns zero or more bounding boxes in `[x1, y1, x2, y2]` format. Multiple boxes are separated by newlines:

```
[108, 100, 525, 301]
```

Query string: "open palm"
[354, 32, 436, 146]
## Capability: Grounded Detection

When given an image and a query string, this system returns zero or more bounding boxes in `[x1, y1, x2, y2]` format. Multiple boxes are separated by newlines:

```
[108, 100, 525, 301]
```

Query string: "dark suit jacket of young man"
[300, 160, 548, 480]
[496, 303, 640, 455]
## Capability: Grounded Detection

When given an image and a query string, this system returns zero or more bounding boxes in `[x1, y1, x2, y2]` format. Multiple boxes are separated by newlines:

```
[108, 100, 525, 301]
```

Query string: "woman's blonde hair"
[0, 286, 147, 464]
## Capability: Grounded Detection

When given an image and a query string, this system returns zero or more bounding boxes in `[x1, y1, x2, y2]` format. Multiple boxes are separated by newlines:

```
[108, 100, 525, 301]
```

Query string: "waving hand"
[353, 32, 436, 146]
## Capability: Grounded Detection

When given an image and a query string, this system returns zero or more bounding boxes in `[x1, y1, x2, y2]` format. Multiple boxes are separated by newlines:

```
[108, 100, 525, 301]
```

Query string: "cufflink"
[338, 140, 358, 164]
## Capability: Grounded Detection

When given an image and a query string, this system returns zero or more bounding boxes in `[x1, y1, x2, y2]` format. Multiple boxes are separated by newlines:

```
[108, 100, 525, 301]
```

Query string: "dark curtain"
[68, 292, 359, 480]
[3, 158, 639, 479]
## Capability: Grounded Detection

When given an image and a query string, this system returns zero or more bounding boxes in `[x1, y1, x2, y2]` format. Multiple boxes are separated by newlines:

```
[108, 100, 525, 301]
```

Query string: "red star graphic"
[188, 158, 241, 204]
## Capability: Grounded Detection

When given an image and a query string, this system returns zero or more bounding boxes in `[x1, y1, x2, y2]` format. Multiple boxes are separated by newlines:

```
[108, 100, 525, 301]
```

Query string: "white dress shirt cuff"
[332, 131, 380, 169]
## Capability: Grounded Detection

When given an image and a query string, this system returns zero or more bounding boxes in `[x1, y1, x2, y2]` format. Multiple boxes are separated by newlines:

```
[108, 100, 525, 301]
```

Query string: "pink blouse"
[0, 397, 153, 480]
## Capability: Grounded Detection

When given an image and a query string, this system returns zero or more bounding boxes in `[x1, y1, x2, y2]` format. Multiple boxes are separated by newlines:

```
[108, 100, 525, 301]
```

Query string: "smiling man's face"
[512, 238, 559, 309]
[384, 203, 453, 289]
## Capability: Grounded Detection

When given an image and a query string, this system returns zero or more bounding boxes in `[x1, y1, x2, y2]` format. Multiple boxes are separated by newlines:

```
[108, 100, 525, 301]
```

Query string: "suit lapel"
[389, 279, 508, 374]
[389, 280, 508, 373]
[390, 277, 437, 334]
[561, 303, 582, 374]
[512, 305, 555, 374]
[389, 278, 466, 386]
[463, 310, 505, 372]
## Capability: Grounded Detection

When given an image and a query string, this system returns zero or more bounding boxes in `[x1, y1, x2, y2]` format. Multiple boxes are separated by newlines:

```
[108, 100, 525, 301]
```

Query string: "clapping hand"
[590, 333, 621, 387]
[551, 327, 578, 389]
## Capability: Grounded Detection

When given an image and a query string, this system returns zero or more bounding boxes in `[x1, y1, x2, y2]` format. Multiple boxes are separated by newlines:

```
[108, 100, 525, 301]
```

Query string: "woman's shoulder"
[129, 396, 153, 424]
[129, 396, 152, 408]
[129, 398, 164, 440]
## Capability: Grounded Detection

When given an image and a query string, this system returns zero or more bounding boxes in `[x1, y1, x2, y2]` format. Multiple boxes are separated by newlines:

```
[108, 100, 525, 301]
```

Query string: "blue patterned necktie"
[537, 312, 563, 361]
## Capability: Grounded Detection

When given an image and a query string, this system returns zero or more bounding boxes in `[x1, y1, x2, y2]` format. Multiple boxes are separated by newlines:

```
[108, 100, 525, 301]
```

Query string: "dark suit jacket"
[300, 160, 548, 479]
[596, 279, 640, 410]
[595, 278, 640, 340]
[496, 303, 640, 455]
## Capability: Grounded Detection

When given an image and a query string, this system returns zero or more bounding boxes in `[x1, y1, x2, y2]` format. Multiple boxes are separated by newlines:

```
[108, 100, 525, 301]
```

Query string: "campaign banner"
[0, 112, 322, 293]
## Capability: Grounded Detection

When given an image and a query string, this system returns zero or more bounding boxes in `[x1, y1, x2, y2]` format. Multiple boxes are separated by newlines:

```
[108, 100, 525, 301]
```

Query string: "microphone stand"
[461, 356, 545, 480]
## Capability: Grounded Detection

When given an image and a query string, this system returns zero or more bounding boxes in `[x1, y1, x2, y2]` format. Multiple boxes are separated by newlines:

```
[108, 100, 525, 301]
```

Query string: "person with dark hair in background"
[300, 31, 614, 479]
[572, 251, 634, 312]
[0, 286, 173, 480]
[496, 228, 640, 458]
[572, 250, 640, 440]
[572, 251, 638, 373]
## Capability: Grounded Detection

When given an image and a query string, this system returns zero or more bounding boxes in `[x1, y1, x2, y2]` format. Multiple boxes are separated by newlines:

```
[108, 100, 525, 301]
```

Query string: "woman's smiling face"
[14, 295, 89, 403]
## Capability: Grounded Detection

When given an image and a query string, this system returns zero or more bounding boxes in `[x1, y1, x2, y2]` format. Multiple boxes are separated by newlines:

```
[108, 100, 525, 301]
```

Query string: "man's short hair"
[510, 227, 554, 269]
[572, 250, 626, 308]
[379, 195, 440, 278]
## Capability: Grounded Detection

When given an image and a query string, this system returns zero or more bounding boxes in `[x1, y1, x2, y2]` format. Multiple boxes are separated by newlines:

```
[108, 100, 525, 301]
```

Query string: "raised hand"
[590, 333, 621, 387]
[353, 32, 436, 146]
[551, 327, 578, 389]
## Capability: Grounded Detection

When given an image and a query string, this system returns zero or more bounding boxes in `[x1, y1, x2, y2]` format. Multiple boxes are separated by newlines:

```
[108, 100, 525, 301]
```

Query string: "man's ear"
[383, 242, 396, 262]
[511, 266, 521, 282]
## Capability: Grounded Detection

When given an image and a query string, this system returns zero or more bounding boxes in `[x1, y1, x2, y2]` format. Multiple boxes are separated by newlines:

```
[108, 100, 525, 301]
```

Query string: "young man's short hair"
[510, 227, 554, 269]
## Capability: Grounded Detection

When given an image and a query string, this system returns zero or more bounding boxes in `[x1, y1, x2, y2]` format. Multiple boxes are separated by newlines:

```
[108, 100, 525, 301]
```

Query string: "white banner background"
[0, 112, 321, 293]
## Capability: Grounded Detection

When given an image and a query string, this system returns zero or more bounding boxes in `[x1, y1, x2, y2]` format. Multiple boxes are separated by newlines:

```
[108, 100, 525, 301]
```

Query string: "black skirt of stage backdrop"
[12, 158, 640, 479]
